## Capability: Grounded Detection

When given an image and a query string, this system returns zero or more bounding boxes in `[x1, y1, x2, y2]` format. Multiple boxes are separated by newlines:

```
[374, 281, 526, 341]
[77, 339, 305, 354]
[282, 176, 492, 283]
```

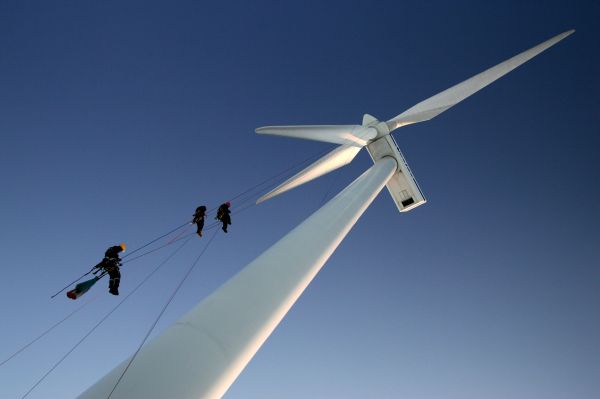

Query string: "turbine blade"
[257, 144, 361, 204]
[387, 29, 575, 131]
[256, 125, 375, 147]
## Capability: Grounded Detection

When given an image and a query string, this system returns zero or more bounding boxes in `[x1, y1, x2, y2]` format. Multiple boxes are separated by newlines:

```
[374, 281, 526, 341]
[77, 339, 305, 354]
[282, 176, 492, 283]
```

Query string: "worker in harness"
[216, 202, 231, 233]
[93, 243, 126, 295]
[192, 205, 207, 237]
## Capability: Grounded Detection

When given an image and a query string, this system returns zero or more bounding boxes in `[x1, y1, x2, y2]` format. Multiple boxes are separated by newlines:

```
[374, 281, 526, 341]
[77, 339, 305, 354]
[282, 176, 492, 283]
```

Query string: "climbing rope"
[58, 232, 197, 297]
[14, 147, 336, 397]
[122, 221, 191, 259]
[119, 146, 325, 263]
[49, 223, 190, 299]
[20, 236, 194, 399]
[107, 228, 219, 398]
[5, 235, 197, 370]
[103, 150, 334, 396]
[48, 149, 325, 299]
[120, 232, 196, 265]
[0, 294, 100, 368]
[210, 148, 329, 212]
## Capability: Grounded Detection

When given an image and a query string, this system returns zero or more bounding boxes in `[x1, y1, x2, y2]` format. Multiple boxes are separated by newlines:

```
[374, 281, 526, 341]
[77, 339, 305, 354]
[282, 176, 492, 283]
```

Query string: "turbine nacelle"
[256, 113, 426, 212]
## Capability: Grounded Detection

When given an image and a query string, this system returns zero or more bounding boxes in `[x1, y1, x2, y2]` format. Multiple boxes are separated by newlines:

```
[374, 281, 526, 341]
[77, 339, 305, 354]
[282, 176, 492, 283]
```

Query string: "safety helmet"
[225, 201, 231, 207]
[119, 243, 127, 252]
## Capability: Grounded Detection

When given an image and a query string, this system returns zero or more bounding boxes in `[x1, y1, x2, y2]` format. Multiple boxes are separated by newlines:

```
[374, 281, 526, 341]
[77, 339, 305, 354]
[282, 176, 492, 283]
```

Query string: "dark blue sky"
[0, 1, 598, 398]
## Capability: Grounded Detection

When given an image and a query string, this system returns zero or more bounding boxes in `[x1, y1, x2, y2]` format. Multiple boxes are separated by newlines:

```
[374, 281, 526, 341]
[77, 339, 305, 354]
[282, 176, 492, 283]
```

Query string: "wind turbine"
[78, 30, 573, 399]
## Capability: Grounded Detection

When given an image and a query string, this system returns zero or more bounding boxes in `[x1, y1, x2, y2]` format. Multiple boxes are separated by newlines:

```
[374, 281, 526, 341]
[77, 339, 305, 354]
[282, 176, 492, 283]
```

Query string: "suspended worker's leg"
[196, 220, 204, 237]
[108, 268, 121, 296]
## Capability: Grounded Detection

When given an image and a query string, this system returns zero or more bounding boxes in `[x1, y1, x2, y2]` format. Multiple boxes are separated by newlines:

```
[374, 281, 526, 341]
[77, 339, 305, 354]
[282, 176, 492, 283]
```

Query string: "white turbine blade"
[256, 125, 376, 147]
[387, 29, 574, 131]
[257, 144, 361, 204]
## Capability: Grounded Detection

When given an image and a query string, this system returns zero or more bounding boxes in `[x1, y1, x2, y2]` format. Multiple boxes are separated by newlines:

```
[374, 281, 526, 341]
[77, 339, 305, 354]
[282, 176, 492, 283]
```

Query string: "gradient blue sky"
[0, 1, 598, 398]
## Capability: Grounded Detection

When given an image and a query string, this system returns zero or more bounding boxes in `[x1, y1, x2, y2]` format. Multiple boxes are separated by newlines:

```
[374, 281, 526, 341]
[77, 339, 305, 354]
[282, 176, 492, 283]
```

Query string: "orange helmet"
[119, 243, 127, 252]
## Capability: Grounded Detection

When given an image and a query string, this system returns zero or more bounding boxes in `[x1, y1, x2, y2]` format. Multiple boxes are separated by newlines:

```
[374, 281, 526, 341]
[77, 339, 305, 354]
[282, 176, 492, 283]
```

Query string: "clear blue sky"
[0, 1, 598, 398]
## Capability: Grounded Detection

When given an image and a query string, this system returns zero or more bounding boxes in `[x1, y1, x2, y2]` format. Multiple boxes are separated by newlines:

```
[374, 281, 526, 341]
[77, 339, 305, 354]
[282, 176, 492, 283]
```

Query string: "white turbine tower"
[78, 30, 573, 399]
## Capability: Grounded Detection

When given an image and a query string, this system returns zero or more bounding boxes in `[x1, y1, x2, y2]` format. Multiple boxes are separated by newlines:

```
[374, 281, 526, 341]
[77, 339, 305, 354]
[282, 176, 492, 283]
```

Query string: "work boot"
[109, 288, 119, 295]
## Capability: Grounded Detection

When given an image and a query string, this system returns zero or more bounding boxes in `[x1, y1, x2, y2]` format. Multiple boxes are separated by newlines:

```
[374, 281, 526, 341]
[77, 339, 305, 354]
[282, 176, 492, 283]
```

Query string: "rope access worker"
[216, 202, 232, 233]
[93, 243, 126, 295]
[192, 205, 207, 237]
